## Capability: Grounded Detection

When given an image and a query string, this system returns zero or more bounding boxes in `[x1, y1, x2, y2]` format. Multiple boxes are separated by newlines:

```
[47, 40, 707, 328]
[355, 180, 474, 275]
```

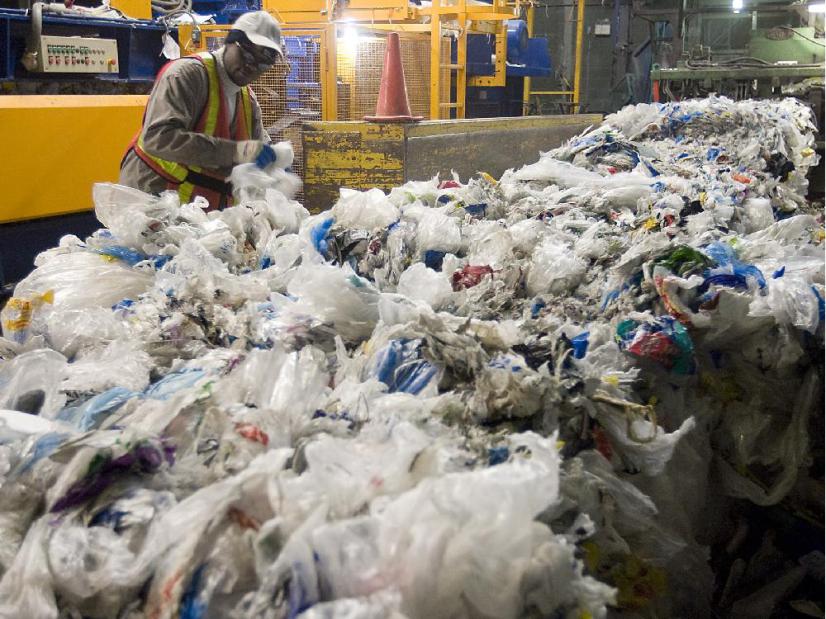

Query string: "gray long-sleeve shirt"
[120, 48, 269, 195]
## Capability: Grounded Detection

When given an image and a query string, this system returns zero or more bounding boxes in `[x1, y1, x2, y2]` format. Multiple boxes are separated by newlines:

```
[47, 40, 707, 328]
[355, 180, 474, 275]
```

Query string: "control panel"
[34, 35, 119, 74]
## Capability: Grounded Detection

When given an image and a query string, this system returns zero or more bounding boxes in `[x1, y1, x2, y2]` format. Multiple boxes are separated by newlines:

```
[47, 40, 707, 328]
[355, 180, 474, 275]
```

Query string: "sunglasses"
[234, 41, 281, 71]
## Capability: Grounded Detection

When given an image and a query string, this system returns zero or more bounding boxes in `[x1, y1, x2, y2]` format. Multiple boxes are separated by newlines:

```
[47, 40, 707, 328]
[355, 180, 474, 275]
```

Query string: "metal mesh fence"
[440, 38, 453, 120]
[261, 34, 323, 203]
[336, 30, 448, 120]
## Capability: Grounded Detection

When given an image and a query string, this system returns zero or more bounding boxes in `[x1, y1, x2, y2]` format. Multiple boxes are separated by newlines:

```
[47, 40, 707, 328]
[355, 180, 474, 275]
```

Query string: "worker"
[119, 10, 293, 211]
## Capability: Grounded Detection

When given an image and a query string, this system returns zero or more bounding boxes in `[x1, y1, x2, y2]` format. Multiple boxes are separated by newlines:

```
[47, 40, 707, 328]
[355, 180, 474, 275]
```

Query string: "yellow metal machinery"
[302, 114, 602, 211]
[181, 1, 525, 123]
[108, 0, 153, 20]
[0, 95, 148, 224]
[0, 94, 148, 282]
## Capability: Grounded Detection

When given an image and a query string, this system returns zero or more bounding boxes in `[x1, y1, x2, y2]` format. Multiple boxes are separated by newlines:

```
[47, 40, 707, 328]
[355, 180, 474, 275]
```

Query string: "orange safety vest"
[125, 52, 254, 211]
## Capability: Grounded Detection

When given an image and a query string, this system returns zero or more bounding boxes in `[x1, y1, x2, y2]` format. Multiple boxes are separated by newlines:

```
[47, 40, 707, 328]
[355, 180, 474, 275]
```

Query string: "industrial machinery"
[465, 17, 554, 118]
[176, 1, 554, 123]
[651, 26, 824, 102]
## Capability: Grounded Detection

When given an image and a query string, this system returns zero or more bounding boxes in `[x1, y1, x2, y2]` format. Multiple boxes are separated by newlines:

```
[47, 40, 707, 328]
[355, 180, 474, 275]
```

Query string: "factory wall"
[530, 0, 818, 115]
[530, 0, 650, 115]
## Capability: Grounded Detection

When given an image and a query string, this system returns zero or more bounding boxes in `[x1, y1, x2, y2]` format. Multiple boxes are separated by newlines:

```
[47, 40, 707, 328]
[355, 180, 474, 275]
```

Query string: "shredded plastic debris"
[0, 96, 823, 619]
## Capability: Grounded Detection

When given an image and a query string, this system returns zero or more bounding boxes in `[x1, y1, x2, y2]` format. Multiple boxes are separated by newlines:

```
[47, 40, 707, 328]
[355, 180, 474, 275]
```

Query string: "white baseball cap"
[231, 11, 284, 57]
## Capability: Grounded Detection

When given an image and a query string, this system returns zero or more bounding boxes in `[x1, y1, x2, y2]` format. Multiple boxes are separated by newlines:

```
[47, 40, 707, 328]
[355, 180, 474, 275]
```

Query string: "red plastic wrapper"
[451, 265, 494, 291]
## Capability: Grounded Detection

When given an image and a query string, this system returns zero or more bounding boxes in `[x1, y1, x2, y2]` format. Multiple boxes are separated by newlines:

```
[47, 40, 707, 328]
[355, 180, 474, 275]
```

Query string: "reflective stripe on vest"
[135, 52, 254, 205]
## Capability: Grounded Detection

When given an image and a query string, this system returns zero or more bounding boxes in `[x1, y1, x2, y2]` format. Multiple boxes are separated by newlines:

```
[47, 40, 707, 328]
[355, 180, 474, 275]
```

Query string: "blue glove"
[255, 144, 278, 169]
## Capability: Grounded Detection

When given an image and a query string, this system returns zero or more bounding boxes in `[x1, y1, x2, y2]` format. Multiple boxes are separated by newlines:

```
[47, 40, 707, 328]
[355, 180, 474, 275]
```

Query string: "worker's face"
[225, 40, 280, 86]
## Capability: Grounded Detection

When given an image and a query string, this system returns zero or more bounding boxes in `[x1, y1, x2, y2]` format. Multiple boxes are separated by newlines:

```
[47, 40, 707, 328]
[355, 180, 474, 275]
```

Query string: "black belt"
[184, 169, 233, 196]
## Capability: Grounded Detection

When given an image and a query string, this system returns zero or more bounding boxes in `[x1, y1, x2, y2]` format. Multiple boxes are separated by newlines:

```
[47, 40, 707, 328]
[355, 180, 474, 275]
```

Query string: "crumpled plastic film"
[0, 96, 822, 619]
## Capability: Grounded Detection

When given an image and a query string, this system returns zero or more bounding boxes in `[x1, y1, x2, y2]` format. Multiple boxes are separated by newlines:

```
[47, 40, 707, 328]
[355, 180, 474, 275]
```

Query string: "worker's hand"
[233, 141, 294, 170]
[255, 145, 278, 169]
[233, 140, 269, 165]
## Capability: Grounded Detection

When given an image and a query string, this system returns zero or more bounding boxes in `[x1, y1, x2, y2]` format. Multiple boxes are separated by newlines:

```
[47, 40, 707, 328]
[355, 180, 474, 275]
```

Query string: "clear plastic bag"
[512, 156, 604, 186]
[297, 589, 406, 619]
[749, 275, 821, 333]
[93, 183, 179, 250]
[0, 349, 67, 417]
[18, 251, 154, 310]
[62, 340, 151, 394]
[464, 223, 515, 268]
[741, 198, 774, 233]
[300, 422, 432, 518]
[526, 239, 587, 296]
[301, 432, 612, 619]
[42, 307, 128, 358]
[396, 263, 452, 309]
[258, 192, 310, 236]
[0, 519, 58, 619]
[592, 394, 697, 477]
[287, 264, 380, 341]
[717, 369, 817, 506]
[0, 409, 66, 441]
[215, 346, 330, 422]
[332, 188, 400, 230]
[230, 163, 303, 202]
[414, 210, 462, 255]
[48, 524, 138, 602]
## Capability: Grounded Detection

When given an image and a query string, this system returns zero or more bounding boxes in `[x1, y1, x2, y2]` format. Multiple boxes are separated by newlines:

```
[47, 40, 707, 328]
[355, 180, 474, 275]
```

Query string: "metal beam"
[523, 3, 534, 115]
[572, 0, 585, 110]
[651, 65, 825, 80]
[430, 0, 441, 120]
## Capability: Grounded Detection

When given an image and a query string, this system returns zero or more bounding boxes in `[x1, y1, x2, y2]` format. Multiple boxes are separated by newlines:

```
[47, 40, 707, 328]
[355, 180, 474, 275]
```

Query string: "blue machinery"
[465, 18, 553, 117]
[0, 8, 167, 84]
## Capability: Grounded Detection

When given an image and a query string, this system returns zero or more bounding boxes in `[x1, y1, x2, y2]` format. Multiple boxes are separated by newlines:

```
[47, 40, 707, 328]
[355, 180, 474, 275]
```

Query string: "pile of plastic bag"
[0, 95, 822, 619]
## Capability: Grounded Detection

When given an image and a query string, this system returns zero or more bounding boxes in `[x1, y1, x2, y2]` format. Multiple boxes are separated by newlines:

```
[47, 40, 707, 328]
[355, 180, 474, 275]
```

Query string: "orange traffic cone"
[364, 32, 423, 123]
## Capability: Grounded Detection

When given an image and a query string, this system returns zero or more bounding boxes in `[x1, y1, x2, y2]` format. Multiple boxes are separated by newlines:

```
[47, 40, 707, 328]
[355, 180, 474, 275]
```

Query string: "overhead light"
[338, 26, 360, 58]
[808, 3, 826, 13]
[732, 0, 743, 12]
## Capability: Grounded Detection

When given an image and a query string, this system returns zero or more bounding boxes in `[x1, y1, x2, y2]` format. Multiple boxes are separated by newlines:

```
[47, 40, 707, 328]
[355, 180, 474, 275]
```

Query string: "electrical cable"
[778, 25, 826, 48]
[685, 55, 823, 69]
[151, 0, 192, 16]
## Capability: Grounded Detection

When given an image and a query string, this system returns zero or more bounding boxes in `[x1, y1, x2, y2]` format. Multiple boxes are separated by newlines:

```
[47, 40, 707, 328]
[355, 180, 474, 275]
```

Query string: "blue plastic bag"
[369, 339, 439, 395]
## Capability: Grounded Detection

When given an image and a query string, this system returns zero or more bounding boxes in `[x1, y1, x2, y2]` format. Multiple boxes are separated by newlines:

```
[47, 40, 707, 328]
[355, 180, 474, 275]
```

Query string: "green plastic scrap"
[653, 245, 715, 277]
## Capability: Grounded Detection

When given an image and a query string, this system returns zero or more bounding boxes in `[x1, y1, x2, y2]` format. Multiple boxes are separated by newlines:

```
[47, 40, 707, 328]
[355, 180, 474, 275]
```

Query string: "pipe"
[572, 0, 584, 110]
[21, 2, 42, 72]
[522, 4, 534, 115]
[32, 2, 134, 19]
